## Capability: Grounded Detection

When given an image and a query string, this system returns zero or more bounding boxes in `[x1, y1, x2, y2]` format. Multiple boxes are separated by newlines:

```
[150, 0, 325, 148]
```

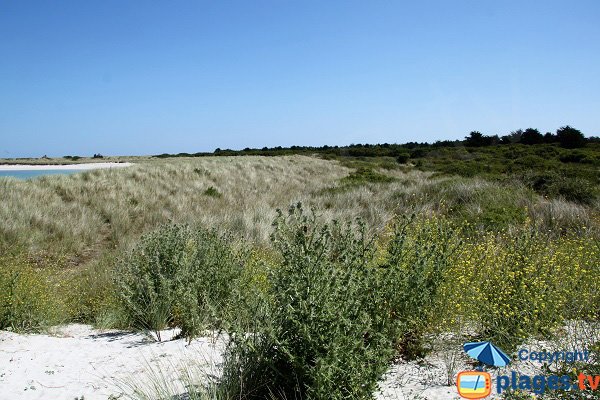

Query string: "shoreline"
[0, 162, 133, 171]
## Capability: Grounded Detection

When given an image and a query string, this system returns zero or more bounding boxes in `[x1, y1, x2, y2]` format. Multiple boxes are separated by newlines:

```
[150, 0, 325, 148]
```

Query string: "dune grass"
[0, 156, 348, 258]
[2, 155, 597, 261]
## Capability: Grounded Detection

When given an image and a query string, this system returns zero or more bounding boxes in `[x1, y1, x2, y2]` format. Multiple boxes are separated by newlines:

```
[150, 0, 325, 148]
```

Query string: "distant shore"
[0, 162, 133, 171]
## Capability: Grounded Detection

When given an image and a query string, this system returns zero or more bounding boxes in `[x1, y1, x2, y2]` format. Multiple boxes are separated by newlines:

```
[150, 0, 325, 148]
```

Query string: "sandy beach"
[0, 324, 465, 400]
[0, 325, 225, 400]
[0, 162, 132, 171]
[2, 322, 595, 399]
[0, 324, 534, 400]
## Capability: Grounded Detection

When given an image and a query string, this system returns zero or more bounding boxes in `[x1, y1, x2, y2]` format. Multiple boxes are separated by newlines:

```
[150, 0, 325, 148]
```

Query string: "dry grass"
[1, 156, 349, 261]
[1, 155, 597, 268]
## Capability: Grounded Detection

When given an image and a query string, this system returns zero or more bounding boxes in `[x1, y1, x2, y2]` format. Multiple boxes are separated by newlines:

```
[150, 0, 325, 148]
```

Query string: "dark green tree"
[520, 128, 544, 145]
[465, 131, 495, 146]
[556, 125, 585, 148]
[500, 129, 523, 144]
[543, 132, 558, 143]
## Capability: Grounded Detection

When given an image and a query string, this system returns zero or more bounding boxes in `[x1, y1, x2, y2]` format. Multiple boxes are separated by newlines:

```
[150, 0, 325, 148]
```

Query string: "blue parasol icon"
[463, 341, 511, 367]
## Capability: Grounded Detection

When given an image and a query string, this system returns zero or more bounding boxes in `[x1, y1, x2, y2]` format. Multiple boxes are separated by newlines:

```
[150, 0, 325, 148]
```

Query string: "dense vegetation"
[0, 135, 599, 398]
[150, 125, 600, 206]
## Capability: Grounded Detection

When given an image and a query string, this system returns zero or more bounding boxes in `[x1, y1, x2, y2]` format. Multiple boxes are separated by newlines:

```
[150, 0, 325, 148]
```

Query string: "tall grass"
[2, 156, 596, 265]
[0, 156, 350, 259]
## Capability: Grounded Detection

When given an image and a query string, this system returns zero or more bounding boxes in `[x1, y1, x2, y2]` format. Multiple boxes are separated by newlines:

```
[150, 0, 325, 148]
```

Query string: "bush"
[396, 153, 410, 164]
[519, 172, 598, 205]
[476, 203, 528, 230]
[203, 186, 222, 198]
[219, 206, 465, 399]
[222, 204, 396, 399]
[559, 151, 589, 163]
[511, 155, 550, 169]
[474, 230, 563, 350]
[549, 177, 598, 205]
[115, 224, 246, 341]
[340, 167, 396, 185]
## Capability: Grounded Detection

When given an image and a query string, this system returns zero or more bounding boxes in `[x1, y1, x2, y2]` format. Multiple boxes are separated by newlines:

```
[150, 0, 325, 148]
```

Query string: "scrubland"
[0, 154, 599, 399]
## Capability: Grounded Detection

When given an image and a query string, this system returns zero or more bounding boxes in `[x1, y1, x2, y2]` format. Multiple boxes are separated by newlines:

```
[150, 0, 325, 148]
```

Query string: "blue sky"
[1, 1, 599, 157]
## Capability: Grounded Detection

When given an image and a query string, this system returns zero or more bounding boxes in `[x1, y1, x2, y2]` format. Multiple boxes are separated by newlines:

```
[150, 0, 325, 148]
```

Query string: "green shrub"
[115, 224, 245, 341]
[396, 153, 410, 164]
[340, 167, 396, 185]
[203, 186, 222, 198]
[519, 172, 598, 205]
[476, 203, 528, 230]
[549, 177, 598, 205]
[512, 155, 550, 169]
[559, 151, 590, 164]
[475, 229, 561, 350]
[451, 228, 600, 352]
[321, 166, 397, 195]
[222, 204, 396, 399]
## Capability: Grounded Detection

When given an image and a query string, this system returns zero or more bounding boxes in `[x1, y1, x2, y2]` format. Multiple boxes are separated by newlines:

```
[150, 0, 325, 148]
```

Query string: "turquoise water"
[0, 169, 82, 179]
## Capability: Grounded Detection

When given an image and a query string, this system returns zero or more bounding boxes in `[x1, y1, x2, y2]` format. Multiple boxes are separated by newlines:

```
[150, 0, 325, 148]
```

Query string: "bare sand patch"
[0, 325, 223, 400]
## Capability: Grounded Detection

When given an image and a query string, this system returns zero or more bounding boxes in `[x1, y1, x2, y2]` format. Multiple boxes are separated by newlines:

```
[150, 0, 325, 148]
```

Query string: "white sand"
[376, 353, 511, 399]
[1, 324, 467, 400]
[0, 162, 132, 171]
[3, 323, 593, 399]
[0, 325, 224, 400]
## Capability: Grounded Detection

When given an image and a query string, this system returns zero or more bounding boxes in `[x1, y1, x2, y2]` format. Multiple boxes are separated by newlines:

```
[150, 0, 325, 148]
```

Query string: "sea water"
[0, 169, 82, 179]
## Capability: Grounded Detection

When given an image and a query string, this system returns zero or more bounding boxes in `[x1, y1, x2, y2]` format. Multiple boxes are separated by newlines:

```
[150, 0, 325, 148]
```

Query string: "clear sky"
[1, 1, 599, 157]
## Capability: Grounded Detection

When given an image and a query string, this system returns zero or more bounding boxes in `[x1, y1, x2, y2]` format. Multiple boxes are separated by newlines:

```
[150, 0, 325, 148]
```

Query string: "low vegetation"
[0, 145, 599, 398]
[116, 224, 246, 341]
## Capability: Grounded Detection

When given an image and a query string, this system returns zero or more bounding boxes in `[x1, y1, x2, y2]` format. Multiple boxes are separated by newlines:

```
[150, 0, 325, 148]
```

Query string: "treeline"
[153, 125, 598, 159]
[63, 154, 104, 161]
[465, 125, 592, 148]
